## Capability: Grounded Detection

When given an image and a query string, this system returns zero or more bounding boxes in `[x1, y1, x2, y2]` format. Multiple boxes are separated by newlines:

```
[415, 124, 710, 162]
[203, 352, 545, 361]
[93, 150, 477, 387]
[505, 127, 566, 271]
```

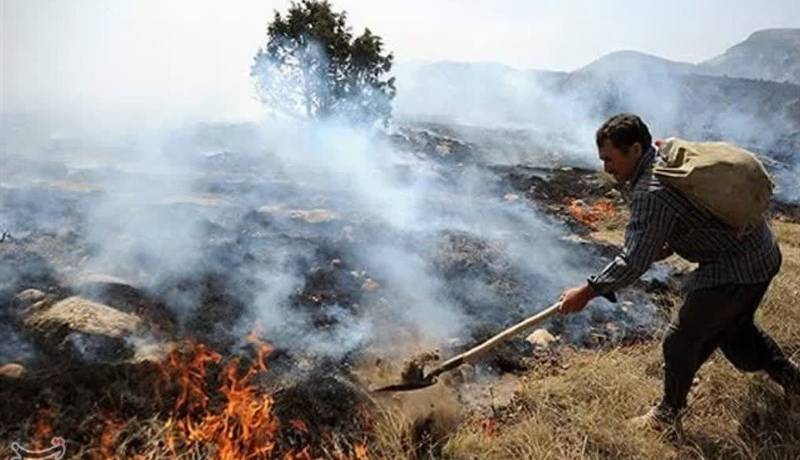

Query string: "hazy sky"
[3, 0, 799, 125]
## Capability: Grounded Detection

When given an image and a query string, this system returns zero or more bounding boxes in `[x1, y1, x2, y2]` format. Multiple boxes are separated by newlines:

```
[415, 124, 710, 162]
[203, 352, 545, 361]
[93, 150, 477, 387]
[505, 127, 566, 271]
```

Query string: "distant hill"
[577, 50, 697, 76]
[553, 70, 800, 154]
[393, 28, 800, 161]
[574, 28, 800, 85]
[698, 28, 800, 85]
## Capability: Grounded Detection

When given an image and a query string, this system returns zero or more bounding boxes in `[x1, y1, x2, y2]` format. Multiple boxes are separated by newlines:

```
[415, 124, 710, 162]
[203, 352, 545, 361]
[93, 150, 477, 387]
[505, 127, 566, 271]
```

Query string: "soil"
[400, 350, 441, 384]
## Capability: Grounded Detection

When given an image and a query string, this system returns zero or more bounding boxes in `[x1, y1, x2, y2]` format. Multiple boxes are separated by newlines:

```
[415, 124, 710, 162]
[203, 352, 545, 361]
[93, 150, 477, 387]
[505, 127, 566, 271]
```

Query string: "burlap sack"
[653, 138, 774, 232]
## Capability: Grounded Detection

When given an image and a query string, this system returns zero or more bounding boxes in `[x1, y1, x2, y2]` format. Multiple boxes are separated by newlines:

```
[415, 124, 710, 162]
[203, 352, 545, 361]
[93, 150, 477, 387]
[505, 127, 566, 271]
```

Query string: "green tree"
[251, 0, 395, 126]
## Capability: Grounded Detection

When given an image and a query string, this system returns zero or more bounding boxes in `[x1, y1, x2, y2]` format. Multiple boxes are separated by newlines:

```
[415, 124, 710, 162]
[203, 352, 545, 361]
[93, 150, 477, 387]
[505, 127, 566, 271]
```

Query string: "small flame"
[99, 414, 127, 459]
[566, 198, 616, 230]
[247, 330, 274, 372]
[160, 336, 281, 459]
[288, 419, 309, 433]
[353, 442, 369, 460]
[33, 407, 57, 449]
[481, 418, 497, 438]
[283, 446, 312, 460]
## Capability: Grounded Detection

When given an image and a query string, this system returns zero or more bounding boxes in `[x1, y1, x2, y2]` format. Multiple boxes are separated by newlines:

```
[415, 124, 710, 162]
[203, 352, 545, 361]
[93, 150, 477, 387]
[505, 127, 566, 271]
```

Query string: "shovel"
[373, 301, 563, 392]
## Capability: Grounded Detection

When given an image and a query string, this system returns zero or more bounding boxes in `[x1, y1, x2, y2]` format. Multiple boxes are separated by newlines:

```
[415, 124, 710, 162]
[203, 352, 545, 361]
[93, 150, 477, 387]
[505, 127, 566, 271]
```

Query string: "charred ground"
[1, 123, 797, 459]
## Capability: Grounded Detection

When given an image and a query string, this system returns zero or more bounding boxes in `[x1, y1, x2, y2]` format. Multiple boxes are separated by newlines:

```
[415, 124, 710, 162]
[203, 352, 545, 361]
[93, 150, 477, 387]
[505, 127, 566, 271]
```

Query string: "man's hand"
[559, 283, 598, 315]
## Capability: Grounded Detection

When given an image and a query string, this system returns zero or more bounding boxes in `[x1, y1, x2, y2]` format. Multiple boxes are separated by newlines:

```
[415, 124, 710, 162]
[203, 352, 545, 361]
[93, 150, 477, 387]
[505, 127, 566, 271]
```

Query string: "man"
[559, 113, 800, 434]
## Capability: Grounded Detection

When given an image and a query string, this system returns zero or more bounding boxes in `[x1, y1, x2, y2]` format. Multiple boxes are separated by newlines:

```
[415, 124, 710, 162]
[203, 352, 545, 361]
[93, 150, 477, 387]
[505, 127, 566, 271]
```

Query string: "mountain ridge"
[400, 27, 800, 85]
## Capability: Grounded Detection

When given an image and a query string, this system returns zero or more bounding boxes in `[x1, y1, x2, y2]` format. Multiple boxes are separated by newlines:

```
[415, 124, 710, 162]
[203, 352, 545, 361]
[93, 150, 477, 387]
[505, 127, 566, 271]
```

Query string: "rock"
[0, 363, 25, 379]
[29, 296, 142, 337]
[24, 296, 143, 361]
[361, 278, 380, 293]
[77, 272, 132, 286]
[13, 288, 47, 305]
[159, 193, 228, 208]
[287, 208, 338, 224]
[254, 206, 338, 225]
[131, 339, 177, 363]
[560, 234, 592, 245]
[526, 328, 557, 348]
[73, 273, 175, 335]
[435, 141, 454, 155]
[401, 350, 440, 384]
[12, 289, 53, 312]
[255, 204, 282, 217]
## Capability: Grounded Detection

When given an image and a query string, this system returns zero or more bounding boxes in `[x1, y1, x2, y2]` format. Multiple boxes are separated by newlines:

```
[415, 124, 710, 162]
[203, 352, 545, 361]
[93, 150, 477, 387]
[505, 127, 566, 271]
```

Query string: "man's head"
[595, 113, 652, 183]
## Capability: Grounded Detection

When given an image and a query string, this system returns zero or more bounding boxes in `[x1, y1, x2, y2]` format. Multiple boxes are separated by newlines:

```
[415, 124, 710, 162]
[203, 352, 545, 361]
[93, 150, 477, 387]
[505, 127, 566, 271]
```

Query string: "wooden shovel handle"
[427, 301, 563, 379]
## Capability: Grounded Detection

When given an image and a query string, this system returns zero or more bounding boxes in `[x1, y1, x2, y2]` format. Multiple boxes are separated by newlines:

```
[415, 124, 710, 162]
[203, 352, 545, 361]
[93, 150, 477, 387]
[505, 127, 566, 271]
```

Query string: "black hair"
[595, 113, 652, 153]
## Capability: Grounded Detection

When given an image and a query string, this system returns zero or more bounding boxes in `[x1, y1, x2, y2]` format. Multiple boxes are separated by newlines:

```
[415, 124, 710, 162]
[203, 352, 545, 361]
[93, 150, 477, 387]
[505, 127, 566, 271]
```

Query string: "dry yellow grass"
[370, 220, 800, 460]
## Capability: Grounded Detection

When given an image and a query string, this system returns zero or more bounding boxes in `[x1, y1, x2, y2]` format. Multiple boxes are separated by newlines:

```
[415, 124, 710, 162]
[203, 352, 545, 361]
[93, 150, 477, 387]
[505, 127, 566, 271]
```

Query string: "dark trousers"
[660, 281, 798, 412]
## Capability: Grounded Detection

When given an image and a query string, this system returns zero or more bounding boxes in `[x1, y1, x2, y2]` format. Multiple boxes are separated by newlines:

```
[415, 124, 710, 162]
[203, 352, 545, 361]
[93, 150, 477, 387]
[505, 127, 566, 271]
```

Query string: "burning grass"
[2, 151, 797, 458]
[158, 337, 280, 459]
[0, 334, 373, 459]
[566, 198, 617, 231]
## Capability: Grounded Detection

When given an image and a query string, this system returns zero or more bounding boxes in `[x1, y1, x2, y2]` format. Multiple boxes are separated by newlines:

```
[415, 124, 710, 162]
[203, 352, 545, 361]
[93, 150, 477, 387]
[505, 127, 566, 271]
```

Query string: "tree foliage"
[251, 0, 395, 126]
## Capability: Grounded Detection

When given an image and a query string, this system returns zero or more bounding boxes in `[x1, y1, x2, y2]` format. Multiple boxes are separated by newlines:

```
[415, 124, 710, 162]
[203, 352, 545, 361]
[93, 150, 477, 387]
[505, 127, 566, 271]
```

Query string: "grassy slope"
[374, 220, 800, 460]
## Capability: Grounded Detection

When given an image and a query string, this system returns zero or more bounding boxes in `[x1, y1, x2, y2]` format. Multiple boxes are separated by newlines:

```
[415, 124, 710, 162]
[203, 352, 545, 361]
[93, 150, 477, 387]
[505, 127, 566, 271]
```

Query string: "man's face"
[598, 139, 643, 183]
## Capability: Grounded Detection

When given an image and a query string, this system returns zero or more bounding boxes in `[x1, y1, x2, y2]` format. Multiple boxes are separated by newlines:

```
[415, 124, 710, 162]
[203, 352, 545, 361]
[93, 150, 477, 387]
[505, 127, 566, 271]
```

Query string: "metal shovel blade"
[371, 378, 437, 392]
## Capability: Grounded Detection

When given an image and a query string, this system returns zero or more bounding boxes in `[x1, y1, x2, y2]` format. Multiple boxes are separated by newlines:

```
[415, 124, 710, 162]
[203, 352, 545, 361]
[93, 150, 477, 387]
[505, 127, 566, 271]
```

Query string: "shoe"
[628, 405, 684, 442]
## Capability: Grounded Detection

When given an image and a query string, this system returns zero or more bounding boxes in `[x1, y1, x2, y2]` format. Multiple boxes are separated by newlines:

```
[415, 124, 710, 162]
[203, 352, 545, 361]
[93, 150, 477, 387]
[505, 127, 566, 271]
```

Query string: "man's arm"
[560, 192, 676, 314]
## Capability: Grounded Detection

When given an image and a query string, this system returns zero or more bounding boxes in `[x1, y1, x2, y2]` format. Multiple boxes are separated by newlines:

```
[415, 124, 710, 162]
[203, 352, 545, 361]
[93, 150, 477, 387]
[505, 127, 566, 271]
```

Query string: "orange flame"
[353, 442, 369, 460]
[32, 407, 56, 449]
[283, 445, 312, 460]
[98, 414, 127, 459]
[247, 330, 274, 372]
[566, 198, 616, 230]
[288, 419, 309, 433]
[481, 418, 497, 438]
[159, 335, 284, 459]
[24, 332, 373, 458]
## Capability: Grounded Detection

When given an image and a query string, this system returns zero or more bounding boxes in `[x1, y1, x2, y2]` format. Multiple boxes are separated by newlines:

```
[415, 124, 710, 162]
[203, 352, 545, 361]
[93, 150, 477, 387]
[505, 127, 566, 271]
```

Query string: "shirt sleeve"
[588, 191, 676, 300]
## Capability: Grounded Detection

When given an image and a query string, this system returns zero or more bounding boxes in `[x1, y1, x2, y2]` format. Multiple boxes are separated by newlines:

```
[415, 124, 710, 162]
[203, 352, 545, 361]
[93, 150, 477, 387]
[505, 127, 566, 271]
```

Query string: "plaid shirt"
[589, 147, 782, 297]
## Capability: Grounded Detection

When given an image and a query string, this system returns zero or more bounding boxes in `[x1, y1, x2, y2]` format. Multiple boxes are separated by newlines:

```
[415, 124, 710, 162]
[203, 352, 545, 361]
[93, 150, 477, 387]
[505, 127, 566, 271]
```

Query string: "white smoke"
[392, 60, 800, 200]
[219, 113, 602, 359]
[7, 31, 797, 368]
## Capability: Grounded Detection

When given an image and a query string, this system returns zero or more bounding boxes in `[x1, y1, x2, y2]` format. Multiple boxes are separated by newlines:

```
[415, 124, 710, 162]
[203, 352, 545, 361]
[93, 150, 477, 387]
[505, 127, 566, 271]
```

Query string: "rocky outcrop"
[17, 290, 143, 361]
